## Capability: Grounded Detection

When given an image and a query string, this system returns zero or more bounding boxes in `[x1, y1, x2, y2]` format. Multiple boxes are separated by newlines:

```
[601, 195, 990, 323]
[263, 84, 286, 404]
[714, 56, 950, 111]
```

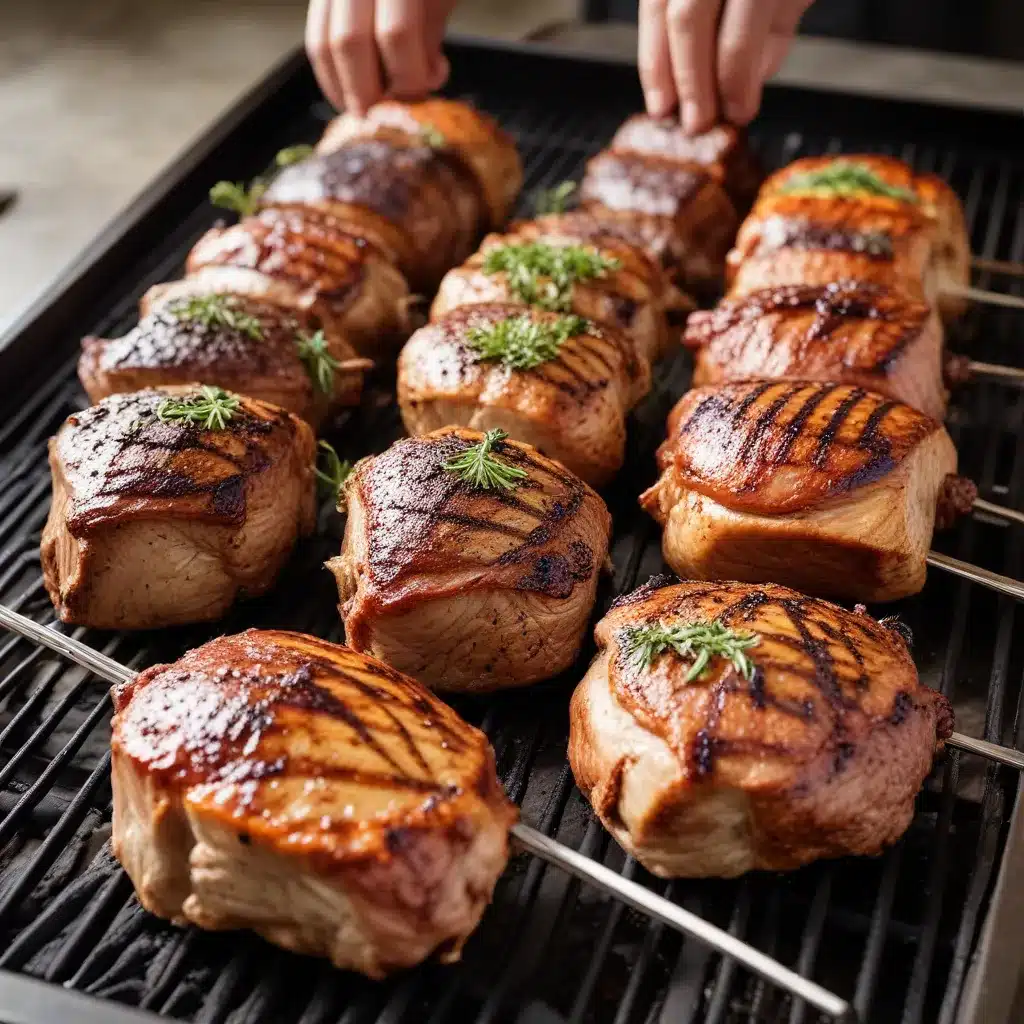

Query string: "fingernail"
[681, 101, 702, 134]
[645, 89, 671, 118]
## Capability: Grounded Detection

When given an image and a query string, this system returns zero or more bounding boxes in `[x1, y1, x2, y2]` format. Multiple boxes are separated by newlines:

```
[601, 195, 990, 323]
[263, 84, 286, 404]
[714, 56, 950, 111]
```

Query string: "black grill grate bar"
[701, 880, 754, 1024]
[852, 845, 905, 1020]
[609, 882, 675, 1024]
[786, 869, 833, 1024]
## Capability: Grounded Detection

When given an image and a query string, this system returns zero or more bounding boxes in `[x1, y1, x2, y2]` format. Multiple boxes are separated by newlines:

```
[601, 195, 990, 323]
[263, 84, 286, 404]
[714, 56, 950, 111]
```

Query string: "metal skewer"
[0, 603, 854, 1022]
[970, 256, 1024, 279]
[967, 361, 1024, 387]
[944, 284, 1024, 313]
[927, 551, 1024, 602]
[972, 496, 1024, 528]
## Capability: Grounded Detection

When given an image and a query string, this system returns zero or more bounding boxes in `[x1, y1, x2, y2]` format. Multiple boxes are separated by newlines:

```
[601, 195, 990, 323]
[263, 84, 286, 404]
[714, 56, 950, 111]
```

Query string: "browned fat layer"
[609, 580, 944, 779]
[512, 540, 595, 599]
[581, 150, 710, 218]
[89, 299, 308, 374]
[59, 390, 287, 532]
[756, 216, 895, 260]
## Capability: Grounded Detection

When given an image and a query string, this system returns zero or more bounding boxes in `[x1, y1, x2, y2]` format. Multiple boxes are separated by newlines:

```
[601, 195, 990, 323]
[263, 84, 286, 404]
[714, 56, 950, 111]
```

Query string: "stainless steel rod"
[972, 496, 1024, 528]
[946, 733, 1024, 770]
[968, 361, 1024, 386]
[927, 551, 1024, 601]
[945, 284, 1024, 312]
[0, 603, 857, 1021]
[971, 256, 1024, 279]
[509, 824, 856, 1022]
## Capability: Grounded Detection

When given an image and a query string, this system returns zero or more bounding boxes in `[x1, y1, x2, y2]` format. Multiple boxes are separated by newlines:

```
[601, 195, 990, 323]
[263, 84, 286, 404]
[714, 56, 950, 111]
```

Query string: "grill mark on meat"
[582, 150, 710, 218]
[756, 218, 895, 261]
[736, 384, 800, 466]
[811, 387, 866, 468]
[771, 383, 838, 465]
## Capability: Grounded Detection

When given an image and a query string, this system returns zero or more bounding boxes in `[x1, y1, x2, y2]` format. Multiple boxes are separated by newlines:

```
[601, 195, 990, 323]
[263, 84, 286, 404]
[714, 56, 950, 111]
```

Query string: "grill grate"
[1, 41, 1023, 1024]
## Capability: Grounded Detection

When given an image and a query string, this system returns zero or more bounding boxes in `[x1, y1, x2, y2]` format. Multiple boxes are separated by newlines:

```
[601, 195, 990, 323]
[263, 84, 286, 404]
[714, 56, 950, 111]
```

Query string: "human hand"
[638, 0, 815, 133]
[306, 0, 456, 115]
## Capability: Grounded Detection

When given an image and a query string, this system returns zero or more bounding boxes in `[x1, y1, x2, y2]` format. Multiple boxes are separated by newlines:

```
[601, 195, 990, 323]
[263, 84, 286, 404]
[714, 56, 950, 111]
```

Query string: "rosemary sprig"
[442, 428, 528, 491]
[209, 178, 267, 217]
[168, 295, 264, 341]
[420, 122, 446, 148]
[482, 241, 619, 312]
[295, 330, 341, 394]
[620, 619, 760, 682]
[156, 386, 241, 431]
[315, 440, 354, 506]
[778, 160, 919, 205]
[467, 313, 588, 371]
[275, 144, 314, 167]
[534, 180, 577, 215]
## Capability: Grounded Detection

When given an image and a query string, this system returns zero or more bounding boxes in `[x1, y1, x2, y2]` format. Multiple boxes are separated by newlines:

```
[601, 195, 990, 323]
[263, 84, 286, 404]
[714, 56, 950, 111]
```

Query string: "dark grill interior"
[1, 40, 1023, 1024]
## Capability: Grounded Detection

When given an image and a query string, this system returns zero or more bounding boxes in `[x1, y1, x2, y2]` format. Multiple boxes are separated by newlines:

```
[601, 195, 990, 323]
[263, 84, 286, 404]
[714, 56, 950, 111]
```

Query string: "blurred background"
[0, 0, 1022, 340]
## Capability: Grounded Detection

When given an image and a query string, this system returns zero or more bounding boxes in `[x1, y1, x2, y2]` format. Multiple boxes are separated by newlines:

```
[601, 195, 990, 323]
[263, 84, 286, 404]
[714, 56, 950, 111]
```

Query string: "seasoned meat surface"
[79, 296, 364, 425]
[41, 387, 315, 629]
[580, 150, 737, 294]
[111, 629, 515, 976]
[609, 116, 762, 209]
[261, 138, 483, 291]
[569, 578, 952, 877]
[317, 98, 522, 228]
[398, 304, 648, 487]
[329, 427, 611, 692]
[684, 282, 947, 418]
[182, 206, 411, 358]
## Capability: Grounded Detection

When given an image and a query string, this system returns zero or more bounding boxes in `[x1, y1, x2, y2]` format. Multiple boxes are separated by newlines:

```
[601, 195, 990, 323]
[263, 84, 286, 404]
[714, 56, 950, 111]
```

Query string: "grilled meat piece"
[432, 218, 690, 366]
[684, 281, 947, 418]
[111, 629, 516, 976]
[179, 206, 411, 358]
[328, 427, 611, 692]
[569, 577, 952, 877]
[79, 296, 366, 426]
[398, 304, 649, 487]
[608, 116, 762, 210]
[259, 138, 483, 291]
[41, 387, 315, 629]
[640, 381, 957, 602]
[317, 98, 522, 229]
[579, 150, 737, 295]
[734, 154, 969, 320]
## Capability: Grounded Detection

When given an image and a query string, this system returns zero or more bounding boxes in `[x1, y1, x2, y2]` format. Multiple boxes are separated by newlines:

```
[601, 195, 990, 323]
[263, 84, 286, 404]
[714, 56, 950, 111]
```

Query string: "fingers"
[760, 0, 813, 80]
[376, 0, 433, 99]
[424, 0, 454, 90]
[666, 0, 724, 134]
[717, 0, 774, 125]
[306, 0, 346, 112]
[327, 0, 383, 114]
[638, 0, 676, 118]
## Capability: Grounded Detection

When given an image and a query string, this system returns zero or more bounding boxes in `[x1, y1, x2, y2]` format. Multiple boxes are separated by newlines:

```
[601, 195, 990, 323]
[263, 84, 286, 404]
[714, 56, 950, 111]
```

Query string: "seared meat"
[734, 154, 969, 320]
[609, 116, 762, 210]
[684, 281, 947, 419]
[317, 98, 522, 229]
[640, 380, 957, 602]
[179, 206, 411, 358]
[259, 138, 483, 291]
[432, 218, 691, 366]
[328, 427, 611, 692]
[579, 150, 737, 295]
[79, 295, 367, 426]
[111, 629, 515, 976]
[41, 387, 315, 629]
[398, 304, 649, 487]
[569, 577, 952, 877]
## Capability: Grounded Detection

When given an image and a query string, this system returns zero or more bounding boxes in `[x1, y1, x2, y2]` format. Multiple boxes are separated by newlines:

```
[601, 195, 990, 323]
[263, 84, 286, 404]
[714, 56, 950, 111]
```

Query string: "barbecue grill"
[1, 36, 1023, 1024]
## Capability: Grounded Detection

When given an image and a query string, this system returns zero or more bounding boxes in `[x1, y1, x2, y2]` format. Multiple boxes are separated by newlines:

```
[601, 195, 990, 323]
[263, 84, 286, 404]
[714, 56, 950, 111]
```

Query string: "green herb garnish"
[777, 160, 919, 205]
[534, 180, 577, 215]
[420, 123, 446, 149]
[209, 179, 267, 217]
[467, 313, 588, 371]
[315, 440, 354, 506]
[482, 242, 619, 312]
[275, 144, 314, 167]
[156, 386, 241, 431]
[295, 330, 341, 394]
[442, 428, 528, 491]
[168, 295, 264, 340]
[620, 619, 760, 681]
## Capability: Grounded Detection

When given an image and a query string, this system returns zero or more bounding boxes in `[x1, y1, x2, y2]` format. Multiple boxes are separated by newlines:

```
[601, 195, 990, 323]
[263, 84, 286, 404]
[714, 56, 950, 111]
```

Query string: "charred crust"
[515, 540, 594, 599]
[581, 151, 711, 217]
[935, 474, 978, 531]
[609, 573, 680, 610]
[879, 616, 914, 649]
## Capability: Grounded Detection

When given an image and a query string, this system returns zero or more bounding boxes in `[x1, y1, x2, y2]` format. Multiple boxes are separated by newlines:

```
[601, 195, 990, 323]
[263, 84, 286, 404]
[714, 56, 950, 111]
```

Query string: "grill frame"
[1, 36, 1024, 1024]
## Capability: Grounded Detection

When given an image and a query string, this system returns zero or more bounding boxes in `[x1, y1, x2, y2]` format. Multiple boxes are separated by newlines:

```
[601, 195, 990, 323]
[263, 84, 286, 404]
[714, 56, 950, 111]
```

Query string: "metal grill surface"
[0, 43, 1022, 1024]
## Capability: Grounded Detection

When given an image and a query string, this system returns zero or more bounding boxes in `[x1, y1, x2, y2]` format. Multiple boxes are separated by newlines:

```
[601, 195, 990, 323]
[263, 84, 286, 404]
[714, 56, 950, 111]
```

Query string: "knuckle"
[330, 30, 368, 57]
[667, 0, 705, 30]
[377, 20, 414, 49]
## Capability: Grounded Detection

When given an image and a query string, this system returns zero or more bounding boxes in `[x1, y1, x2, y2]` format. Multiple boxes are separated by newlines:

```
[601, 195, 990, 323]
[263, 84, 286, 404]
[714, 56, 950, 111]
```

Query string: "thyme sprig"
[534, 180, 577, 215]
[168, 295, 264, 340]
[482, 241, 619, 312]
[295, 330, 341, 394]
[442, 428, 528, 491]
[620, 619, 760, 682]
[210, 143, 315, 215]
[315, 440, 354, 507]
[467, 313, 588, 371]
[156, 386, 241, 431]
[778, 160, 919, 205]
[275, 144, 314, 167]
